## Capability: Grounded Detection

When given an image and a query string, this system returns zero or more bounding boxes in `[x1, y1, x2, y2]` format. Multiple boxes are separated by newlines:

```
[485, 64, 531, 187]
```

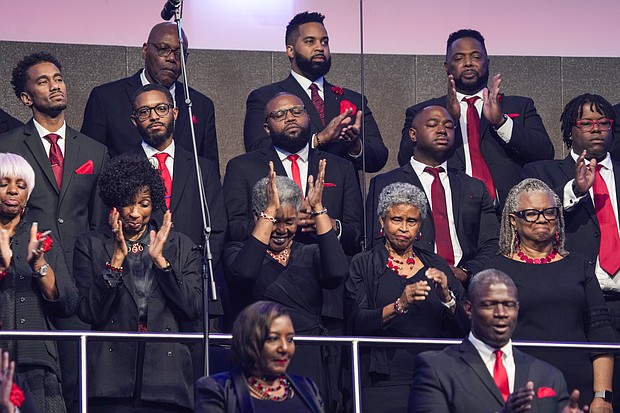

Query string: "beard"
[271, 127, 311, 153]
[454, 70, 489, 95]
[137, 120, 174, 149]
[294, 53, 331, 81]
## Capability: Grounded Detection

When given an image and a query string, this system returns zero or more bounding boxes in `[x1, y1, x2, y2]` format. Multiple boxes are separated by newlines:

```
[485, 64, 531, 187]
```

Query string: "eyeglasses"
[148, 43, 188, 60]
[512, 207, 560, 222]
[265, 106, 306, 122]
[133, 104, 174, 121]
[575, 118, 614, 132]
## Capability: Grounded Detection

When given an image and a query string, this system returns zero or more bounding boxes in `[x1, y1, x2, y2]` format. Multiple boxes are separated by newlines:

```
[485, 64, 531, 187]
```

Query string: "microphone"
[161, 0, 182, 20]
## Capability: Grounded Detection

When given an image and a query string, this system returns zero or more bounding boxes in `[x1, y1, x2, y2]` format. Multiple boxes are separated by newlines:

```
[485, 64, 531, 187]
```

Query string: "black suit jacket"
[0, 107, 22, 134]
[243, 74, 388, 173]
[408, 339, 569, 413]
[398, 95, 553, 204]
[0, 120, 108, 269]
[610, 103, 620, 160]
[223, 145, 364, 256]
[522, 155, 620, 266]
[366, 163, 499, 274]
[81, 71, 219, 170]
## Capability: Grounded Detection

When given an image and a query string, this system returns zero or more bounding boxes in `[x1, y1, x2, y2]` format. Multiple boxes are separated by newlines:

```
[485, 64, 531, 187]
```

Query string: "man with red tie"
[243, 11, 388, 173]
[398, 29, 554, 207]
[408, 269, 582, 413]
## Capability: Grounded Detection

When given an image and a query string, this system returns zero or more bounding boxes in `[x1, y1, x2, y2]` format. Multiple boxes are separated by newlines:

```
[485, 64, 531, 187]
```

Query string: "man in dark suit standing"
[0, 107, 22, 134]
[398, 29, 553, 206]
[81, 22, 219, 170]
[610, 103, 620, 159]
[0, 52, 108, 413]
[243, 11, 388, 173]
[408, 269, 582, 413]
[367, 105, 498, 283]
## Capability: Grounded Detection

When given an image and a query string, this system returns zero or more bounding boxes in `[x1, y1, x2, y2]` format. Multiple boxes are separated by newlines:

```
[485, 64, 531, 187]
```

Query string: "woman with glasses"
[483, 178, 615, 405]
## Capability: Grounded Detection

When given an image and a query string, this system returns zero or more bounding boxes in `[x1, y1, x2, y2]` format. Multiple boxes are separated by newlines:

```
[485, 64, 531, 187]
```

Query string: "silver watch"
[31, 263, 49, 278]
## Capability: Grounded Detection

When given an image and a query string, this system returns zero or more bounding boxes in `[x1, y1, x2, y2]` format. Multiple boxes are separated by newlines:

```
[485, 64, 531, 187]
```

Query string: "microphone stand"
[170, 1, 217, 377]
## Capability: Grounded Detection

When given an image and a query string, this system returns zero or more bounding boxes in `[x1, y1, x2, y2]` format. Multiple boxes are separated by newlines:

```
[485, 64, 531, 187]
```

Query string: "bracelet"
[441, 290, 457, 309]
[259, 212, 276, 223]
[394, 298, 409, 315]
[105, 262, 123, 274]
[310, 208, 328, 217]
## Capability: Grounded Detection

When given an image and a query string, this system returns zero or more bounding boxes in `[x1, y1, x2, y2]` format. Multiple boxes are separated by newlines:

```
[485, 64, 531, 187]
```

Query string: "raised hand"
[501, 381, 534, 413]
[264, 161, 280, 217]
[561, 389, 587, 413]
[306, 159, 326, 211]
[27, 222, 49, 271]
[316, 108, 355, 146]
[446, 74, 461, 121]
[110, 208, 128, 268]
[149, 210, 172, 269]
[0, 350, 16, 413]
[573, 149, 597, 197]
[483, 73, 505, 126]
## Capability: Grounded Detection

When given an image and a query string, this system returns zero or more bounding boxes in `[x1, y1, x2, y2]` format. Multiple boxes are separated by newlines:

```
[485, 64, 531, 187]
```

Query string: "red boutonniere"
[192, 115, 198, 124]
[340, 100, 357, 115]
[10, 383, 25, 407]
[36, 232, 53, 253]
[331, 85, 344, 96]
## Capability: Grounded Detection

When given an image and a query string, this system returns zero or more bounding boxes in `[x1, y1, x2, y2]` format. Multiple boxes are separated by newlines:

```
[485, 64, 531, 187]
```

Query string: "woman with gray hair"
[0, 153, 78, 413]
[223, 160, 347, 411]
[345, 182, 466, 413]
[483, 178, 615, 408]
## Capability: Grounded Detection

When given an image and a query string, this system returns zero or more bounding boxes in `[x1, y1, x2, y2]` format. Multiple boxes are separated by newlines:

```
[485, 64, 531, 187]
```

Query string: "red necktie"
[592, 164, 620, 275]
[424, 166, 455, 265]
[153, 153, 172, 210]
[493, 350, 510, 401]
[463, 96, 496, 200]
[309, 83, 325, 125]
[287, 154, 302, 190]
[45, 133, 64, 189]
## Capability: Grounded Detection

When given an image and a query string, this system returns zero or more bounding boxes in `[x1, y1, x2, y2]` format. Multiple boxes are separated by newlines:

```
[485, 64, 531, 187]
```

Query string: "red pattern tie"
[309, 83, 325, 125]
[45, 133, 64, 189]
[593, 164, 620, 275]
[424, 166, 455, 265]
[153, 153, 172, 210]
[287, 154, 302, 189]
[463, 96, 496, 200]
[493, 350, 510, 401]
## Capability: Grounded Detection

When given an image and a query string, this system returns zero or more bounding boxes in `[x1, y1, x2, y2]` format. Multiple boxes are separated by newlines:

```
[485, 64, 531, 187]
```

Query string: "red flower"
[192, 115, 198, 124]
[10, 383, 25, 407]
[36, 232, 53, 253]
[331, 85, 344, 96]
[340, 100, 357, 115]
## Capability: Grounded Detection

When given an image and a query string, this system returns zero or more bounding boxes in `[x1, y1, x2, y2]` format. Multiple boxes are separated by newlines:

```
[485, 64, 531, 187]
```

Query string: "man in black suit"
[408, 269, 580, 413]
[398, 29, 553, 206]
[0, 107, 22, 134]
[81, 22, 219, 170]
[0, 51, 108, 413]
[367, 105, 498, 283]
[610, 103, 620, 159]
[243, 11, 388, 173]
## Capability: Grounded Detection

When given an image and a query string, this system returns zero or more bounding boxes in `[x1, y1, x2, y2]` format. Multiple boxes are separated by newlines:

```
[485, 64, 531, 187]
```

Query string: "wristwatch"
[594, 390, 613, 403]
[31, 263, 49, 278]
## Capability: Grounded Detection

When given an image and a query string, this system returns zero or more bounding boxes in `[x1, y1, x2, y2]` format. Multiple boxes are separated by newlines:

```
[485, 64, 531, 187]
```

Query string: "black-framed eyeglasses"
[575, 118, 614, 132]
[133, 104, 174, 121]
[512, 207, 560, 222]
[265, 105, 306, 122]
[148, 43, 188, 59]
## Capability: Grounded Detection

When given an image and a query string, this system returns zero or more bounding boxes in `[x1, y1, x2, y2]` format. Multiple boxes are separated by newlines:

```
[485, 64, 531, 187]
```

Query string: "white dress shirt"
[468, 331, 516, 393]
[33, 119, 67, 157]
[142, 140, 175, 180]
[275, 143, 310, 195]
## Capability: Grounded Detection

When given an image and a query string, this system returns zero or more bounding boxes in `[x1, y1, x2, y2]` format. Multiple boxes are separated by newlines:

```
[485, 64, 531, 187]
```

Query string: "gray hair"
[377, 182, 428, 219]
[499, 178, 566, 256]
[0, 153, 35, 199]
[252, 175, 303, 213]
[468, 268, 518, 303]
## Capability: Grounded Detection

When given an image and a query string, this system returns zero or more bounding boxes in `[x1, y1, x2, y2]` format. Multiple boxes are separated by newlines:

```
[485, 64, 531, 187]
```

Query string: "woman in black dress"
[345, 182, 467, 413]
[223, 160, 347, 412]
[483, 178, 615, 410]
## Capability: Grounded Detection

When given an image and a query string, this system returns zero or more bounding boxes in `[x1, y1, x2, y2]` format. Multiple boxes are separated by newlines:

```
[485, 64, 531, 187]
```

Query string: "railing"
[1, 330, 619, 413]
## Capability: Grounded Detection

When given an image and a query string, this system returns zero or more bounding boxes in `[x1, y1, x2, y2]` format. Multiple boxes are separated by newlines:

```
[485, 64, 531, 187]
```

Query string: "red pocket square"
[75, 160, 94, 175]
[506, 113, 520, 118]
[324, 183, 336, 187]
[537, 387, 556, 398]
[340, 100, 357, 115]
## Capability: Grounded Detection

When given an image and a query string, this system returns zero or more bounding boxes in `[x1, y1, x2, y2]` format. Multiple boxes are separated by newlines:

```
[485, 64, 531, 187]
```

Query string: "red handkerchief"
[324, 183, 336, 187]
[506, 113, 520, 118]
[75, 160, 94, 175]
[537, 387, 556, 398]
[340, 100, 357, 115]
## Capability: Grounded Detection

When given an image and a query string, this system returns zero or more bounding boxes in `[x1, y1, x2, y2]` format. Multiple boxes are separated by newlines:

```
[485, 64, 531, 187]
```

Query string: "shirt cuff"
[494, 115, 513, 143]
[335, 219, 342, 240]
[563, 179, 586, 210]
[348, 145, 363, 158]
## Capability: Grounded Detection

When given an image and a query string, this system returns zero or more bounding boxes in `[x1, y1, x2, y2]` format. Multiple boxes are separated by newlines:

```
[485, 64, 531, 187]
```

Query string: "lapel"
[612, 160, 620, 219]
[401, 163, 436, 249]
[59, 126, 81, 204]
[22, 121, 59, 195]
[173, 82, 189, 139]
[261, 146, 288, 177]
[170, 147, 192, 214]
[231, 366, 255, 413]
[513, 348, 532, 389]
[102, 228, 141, 309]
[124, 71, 142, 108]
[307, 149, 320, 197]
[322, 79, 340, 121]
[459, 340, 506, 405]
[559, 156, 599, 228]
[279, 75, 324, 132]
[447, 168, 462, 229]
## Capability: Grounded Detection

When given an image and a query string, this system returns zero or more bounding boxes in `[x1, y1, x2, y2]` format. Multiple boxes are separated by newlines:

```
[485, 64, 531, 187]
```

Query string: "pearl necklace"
[267, 248, 290, 264]
[517, 247, 558, 264]
[247, 375, 291, 401]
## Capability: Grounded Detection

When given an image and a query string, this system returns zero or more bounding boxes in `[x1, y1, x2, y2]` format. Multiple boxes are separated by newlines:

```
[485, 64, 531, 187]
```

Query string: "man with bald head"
[366, 105, 498, 284]
[82, 22, 219, 169]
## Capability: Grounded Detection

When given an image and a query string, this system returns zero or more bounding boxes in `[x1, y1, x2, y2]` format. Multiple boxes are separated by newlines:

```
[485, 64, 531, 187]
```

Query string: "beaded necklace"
[387, 254, 416, 277]
[517, 247, 558, 264]
[267, 248, 290, 264]
[247, 375, 291, 401]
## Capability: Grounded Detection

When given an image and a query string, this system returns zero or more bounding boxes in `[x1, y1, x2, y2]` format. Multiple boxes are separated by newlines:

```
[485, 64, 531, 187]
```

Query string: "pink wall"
[3, 0, 620, 57]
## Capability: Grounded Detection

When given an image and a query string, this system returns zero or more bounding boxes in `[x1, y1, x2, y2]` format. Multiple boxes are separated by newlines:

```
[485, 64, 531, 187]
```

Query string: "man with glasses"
[366, 105, 499, 284]
[523, 93, 620, 408]
[81, 22, 219, 170]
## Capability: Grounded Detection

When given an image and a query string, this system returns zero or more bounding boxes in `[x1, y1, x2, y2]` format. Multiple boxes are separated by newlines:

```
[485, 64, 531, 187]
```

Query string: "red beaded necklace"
[247, 375, 291, 401]
[266, 248, 290, 264]
[387, 254, 416, 277]
[517, 247, 558, 264]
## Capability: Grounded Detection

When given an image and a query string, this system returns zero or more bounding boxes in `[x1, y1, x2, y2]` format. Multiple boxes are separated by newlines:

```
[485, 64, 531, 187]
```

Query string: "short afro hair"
[98, 155, 166, 210]
[11, 52, 62, 99]
[285, 11, 325, 45]
[446, 29, 486, 56]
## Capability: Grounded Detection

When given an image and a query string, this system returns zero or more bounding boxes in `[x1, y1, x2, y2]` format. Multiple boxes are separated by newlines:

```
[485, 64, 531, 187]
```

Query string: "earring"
[513, 229, 520, 249]
[379, 227, 384, 237]
[554, 230, 560, 246]
[415, 232, 422, 241]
